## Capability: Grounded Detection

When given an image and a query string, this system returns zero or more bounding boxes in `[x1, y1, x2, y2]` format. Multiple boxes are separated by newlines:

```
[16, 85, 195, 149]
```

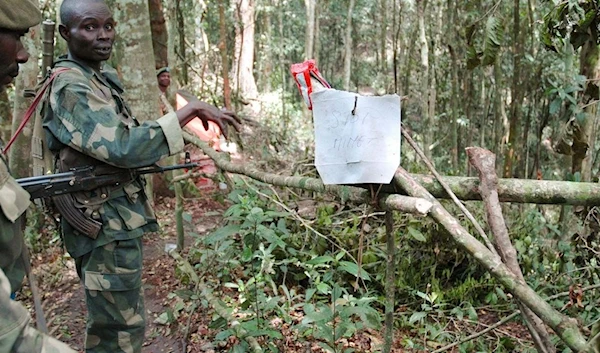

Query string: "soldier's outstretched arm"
[0, 269, 77, 353]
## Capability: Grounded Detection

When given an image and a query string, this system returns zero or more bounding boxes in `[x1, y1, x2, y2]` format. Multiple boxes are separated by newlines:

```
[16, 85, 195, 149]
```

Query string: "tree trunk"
[175, 0, 188, 85]
[342, 0, 356, 90]
[219, 0, 232, 110]
[0, 87, 11, 144]
[578, 41, 600, 182]
[9, 25, 39, 178]
[232, 0, 258, 110]
[107, 0, 160, 122]
[148, 0, 169, 69]
[313, 1, 321, 65]
[503, 0, 523, 178]
[379, 0, 388, 83]
[417, 0, 431, 160]
[447, 0, 459, 170]
[304, 0, 316, 60]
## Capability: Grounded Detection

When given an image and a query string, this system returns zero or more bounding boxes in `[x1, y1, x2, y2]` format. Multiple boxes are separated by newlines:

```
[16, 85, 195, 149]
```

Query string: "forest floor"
[19, 172, 534, 353]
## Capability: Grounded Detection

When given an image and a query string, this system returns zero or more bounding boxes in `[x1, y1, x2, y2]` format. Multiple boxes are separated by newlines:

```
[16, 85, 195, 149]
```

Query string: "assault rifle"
[18, 161, 198, 200]
[16, 160, 198, 239]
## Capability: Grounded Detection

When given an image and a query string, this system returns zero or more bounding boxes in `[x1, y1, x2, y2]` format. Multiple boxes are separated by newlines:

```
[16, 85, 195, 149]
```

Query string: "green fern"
[481, 16, 502, 66]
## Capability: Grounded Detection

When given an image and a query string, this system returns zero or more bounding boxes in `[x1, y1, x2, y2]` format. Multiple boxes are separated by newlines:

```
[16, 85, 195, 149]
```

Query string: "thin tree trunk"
[148, 0, 168, 69]
[9, 25, 39, 177]
[379, 0, 388, 83]
[232, 0, 258, 111]
[313, 1, 320, 64]
[218, 0, 232, 110]
[417, 0, 431, 160]
[447, 0, 459, 170]
[503, 0, 523, 178]
[383, 211, 395, 353]
[342, 0, 356, 90]
[0, 90, 10, 144]
[578, 41, 600, 182]
[305, 0, 316, 60]
[175, 0, 188, 85]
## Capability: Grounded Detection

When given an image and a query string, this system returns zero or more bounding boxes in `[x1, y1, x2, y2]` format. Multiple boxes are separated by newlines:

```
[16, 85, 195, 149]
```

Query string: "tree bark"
[578, 40, 600, 181]
[232, 0, 258, 107]
[108, 0, 161, 123]
[304, 0, 316, 60]
[175, 0, 188, 85]
[185, 132, 600, 207]
[383, 211, 395, 353]
[148, 0, 169, 69]
[218, 0, 232, 110]
[342, 0, 356, 91]
[467, 147, 555, 353]
[393, 166, 588, 352]
[417, 0, 431, 160]
[503, 0, 523, 178]
[9, 25, 39, 178]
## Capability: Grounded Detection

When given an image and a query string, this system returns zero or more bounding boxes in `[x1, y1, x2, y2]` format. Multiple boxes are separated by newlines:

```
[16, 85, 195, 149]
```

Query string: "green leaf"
[466, 305, 478, 320]
[316, 282, 331, 294]
[209, 317, 229, 330]
[182, 212, 192, 223]
[242, 246, 253, 262]
[549, 98, 562, 115]
[338, 261, 371, 281]
[407, 227, 427, 242]
[307, 255, 335, 265]
[204, 225, 241, 245]
[409, 311, 428, 324]
[482, 16, 502, 66]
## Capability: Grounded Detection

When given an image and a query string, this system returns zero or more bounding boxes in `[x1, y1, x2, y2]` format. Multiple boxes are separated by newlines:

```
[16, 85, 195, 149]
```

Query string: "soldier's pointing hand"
[176, 100, 241, 139]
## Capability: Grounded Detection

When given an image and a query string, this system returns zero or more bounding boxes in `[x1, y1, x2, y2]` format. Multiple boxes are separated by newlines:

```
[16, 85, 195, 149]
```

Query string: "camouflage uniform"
[0, 267, 76, 353]
[0, 0, 76, 350]
[42, 58, 185, 353]
[0, 154, 29, 293]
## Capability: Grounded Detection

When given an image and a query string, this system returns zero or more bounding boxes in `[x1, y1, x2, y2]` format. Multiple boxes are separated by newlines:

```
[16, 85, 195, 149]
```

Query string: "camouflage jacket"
[0, 268, 76, 352]
[0, 149, 30, 293]
[42, 58, 185, 258]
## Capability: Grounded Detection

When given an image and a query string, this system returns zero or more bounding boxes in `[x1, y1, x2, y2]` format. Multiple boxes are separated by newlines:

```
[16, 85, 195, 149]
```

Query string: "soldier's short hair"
[60, 0, 107, 27]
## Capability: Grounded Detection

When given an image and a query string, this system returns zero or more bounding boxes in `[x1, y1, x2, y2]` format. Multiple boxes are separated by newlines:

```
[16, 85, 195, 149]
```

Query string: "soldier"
[156, 66, 171, 115]
[41, 0, 239, 352]
[0, 0, 78, 352]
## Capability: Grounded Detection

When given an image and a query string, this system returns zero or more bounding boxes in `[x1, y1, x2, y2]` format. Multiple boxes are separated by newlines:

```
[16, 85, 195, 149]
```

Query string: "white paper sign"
[312, 89, 401, 184]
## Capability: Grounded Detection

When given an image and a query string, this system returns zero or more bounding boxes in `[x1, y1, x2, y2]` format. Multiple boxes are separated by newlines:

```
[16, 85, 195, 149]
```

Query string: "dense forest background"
[2, 0, 600, 352]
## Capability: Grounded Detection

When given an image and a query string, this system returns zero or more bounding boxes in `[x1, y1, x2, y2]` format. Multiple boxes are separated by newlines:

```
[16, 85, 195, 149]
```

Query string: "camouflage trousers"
[74, 238, 145, 353]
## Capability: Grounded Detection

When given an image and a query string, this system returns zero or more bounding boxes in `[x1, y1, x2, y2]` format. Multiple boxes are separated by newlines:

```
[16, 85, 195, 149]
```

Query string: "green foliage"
[179, 178, 382, 351]
[542, 0, 600, 52]
[466, 16, 504, 69]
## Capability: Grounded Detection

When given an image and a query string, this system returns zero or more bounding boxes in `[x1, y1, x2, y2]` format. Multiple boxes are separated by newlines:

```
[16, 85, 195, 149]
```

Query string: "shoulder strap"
[2, 67, 70, 155]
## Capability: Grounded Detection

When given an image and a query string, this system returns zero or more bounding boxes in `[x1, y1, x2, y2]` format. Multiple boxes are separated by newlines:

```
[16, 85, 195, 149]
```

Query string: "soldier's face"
[0, 29, 30, 89]
[61, 2, 115, 70]
[157, 72, 170, 88]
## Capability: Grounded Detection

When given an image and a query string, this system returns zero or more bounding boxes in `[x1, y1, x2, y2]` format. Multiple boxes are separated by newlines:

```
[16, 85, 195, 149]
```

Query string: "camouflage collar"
[54, 58, 125, 94]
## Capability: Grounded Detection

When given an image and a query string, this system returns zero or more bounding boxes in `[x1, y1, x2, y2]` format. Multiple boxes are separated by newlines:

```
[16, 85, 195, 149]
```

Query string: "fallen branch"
[184, 132, 600, 206]
[467, 147, 554, 353]
[392, 166, 589, 351]
[402, 128, 498, 256]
